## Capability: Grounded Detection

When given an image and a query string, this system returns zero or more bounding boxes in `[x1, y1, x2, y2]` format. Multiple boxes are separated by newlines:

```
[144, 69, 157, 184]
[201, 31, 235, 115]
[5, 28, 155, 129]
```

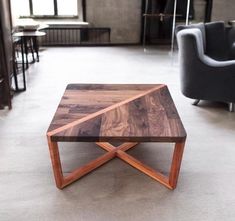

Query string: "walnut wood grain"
[47, 84, 187, 190]
[47, 84, 164, 137]
[47, 84, 186, 142]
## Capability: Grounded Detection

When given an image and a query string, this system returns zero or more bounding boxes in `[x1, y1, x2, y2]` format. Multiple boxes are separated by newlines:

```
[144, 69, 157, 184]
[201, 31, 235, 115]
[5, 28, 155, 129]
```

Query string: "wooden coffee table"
[47, 84, 187, 190]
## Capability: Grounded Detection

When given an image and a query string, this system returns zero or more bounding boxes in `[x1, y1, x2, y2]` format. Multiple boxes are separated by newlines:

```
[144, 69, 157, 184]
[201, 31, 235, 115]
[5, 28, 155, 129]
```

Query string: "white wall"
[85, 0, 142, 44]
[211, 0, 235, 23]
[194, 0, 206, 22]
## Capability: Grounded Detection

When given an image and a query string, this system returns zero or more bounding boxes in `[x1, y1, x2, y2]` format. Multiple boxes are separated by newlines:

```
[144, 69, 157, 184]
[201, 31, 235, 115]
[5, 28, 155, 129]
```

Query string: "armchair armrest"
[202, 55, 235, 67]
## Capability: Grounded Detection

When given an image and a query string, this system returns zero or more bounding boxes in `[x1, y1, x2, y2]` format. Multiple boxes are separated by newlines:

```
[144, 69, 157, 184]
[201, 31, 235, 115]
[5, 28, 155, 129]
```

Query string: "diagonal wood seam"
[47, 84, 166, 137]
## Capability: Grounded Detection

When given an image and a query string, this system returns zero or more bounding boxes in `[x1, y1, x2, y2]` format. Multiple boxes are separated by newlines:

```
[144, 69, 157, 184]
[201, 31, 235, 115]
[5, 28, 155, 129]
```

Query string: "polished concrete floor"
[0, 46, 235, 221]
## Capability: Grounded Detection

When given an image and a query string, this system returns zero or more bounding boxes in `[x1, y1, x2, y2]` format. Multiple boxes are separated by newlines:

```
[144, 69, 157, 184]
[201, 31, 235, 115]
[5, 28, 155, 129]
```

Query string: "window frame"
[21, 0, 79, 19]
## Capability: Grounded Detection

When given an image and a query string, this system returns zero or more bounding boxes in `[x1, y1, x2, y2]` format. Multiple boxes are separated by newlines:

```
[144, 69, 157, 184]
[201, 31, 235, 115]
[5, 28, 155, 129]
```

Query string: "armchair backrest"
[176, 23, 206, 51]
[176, 21, 229, 61]
[204, 22, 228, 60]
[177, 28, 205, 61]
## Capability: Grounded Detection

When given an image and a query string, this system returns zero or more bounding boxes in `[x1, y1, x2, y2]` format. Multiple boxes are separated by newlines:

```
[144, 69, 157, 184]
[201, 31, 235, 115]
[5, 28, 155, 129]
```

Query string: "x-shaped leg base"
[48, 139, 185, 190]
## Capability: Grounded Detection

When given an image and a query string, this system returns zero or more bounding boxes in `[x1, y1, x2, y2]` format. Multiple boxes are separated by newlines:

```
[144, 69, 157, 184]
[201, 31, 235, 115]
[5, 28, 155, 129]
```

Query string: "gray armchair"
[176, 21, 235, 111]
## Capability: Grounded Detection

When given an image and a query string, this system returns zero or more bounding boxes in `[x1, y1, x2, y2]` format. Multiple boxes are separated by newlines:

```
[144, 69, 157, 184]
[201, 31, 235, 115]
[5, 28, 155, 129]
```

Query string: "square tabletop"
[47, 84, 186, 142]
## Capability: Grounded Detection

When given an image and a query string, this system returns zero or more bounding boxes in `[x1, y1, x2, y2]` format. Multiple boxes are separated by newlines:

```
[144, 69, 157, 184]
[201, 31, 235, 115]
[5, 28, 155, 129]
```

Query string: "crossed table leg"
[48, 138, 185, 190]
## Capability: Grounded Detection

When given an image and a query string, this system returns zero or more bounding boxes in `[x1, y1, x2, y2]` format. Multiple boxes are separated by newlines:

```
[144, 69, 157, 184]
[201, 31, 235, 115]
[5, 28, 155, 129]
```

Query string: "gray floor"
[0, 46, 235, 221]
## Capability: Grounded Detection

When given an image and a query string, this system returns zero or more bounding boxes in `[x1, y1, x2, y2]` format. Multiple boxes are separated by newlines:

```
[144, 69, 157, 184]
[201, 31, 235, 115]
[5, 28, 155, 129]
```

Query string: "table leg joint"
[48, 141, 185, 190]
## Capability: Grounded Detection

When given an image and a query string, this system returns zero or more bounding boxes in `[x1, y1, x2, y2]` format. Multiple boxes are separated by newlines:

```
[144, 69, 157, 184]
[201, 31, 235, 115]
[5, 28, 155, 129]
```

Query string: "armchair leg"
[192, 99, 200, 106]
[229, 103, 235, 112]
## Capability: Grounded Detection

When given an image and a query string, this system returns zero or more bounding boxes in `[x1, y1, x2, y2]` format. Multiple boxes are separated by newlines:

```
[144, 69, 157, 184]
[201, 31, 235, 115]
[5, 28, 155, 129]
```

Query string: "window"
[32, 0, 55, 16]
[11, 0, 78, 18]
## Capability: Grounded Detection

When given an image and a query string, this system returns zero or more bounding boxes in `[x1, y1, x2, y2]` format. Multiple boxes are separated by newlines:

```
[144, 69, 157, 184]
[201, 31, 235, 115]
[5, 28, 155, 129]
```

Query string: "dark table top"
[47, 84, 186, 142]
